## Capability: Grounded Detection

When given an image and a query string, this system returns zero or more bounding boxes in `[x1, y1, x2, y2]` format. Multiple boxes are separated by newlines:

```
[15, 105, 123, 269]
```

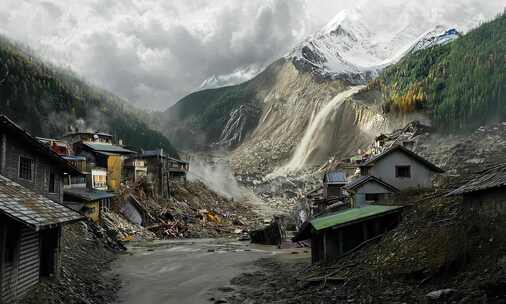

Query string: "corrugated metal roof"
[361, 145, 444, 173]
[449, 163, 506, 195]
[83, 143, 135, 154]
[64, 188, 116, 202]
[0, 175, 84, 230]
[293, 205, 404, 241]
[345, 175, 400, 193]
[325, 171, 347, 184]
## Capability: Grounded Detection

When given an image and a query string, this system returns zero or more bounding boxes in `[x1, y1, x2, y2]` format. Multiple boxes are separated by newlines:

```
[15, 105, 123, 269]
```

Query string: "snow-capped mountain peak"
[287, 4, 473, 82]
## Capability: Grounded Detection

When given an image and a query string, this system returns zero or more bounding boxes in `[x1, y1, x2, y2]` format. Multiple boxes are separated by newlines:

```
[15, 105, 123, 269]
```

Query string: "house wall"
[325, 185, 343, 199]
[367, 150, 433, 190]
[463, 188, 506, 216]
[106, 155, 123, 191]
[0, 134, 64, 203]
[0, 216, 41, 304]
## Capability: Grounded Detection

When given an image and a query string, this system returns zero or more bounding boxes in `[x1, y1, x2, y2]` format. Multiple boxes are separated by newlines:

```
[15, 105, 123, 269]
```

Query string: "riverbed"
[113, 238, 308, 304]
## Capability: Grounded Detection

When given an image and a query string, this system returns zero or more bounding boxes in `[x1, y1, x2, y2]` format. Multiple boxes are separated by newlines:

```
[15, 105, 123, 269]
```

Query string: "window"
[49, 171, 56, 193]
[396, 166, 411, 178]
[365, 193, 380, 201]
[19, 156, 34, 180]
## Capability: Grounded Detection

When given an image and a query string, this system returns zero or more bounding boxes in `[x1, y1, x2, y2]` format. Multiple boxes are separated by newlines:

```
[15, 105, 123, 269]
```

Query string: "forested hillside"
[372, 13, 506, 131]
[0, 35, 178, 156]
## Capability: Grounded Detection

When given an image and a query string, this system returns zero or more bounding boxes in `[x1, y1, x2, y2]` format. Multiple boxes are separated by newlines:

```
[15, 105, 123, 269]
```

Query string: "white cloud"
[0, 0, 504, 110]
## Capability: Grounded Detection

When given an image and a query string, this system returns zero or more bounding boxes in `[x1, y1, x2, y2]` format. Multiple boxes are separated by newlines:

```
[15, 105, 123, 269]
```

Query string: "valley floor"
[112, 239, 306, 304]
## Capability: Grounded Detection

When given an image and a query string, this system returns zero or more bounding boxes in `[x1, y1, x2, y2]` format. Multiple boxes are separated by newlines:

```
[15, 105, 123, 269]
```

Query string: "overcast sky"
[0, 1, 504, 111]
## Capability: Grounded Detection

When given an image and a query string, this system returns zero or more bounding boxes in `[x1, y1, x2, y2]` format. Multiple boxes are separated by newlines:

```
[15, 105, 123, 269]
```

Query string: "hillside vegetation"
[372, 13, 506, 131]
[0, 35, 178, 157]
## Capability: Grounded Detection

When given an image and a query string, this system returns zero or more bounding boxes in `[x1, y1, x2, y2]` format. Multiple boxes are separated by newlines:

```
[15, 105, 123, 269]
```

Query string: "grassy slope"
[372, 13, 506, 131]
[0, 35, 178, 157]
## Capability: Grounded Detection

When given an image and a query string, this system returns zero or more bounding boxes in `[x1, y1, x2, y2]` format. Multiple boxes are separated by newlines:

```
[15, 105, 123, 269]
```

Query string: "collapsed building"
[133, 149, 189, 198]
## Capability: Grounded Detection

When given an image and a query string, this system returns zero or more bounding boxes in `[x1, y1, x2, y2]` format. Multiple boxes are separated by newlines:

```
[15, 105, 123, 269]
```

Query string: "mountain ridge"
[0, 35, 179, 157]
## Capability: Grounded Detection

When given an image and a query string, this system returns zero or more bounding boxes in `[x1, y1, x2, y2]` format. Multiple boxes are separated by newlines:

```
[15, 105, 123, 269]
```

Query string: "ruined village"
[1, 1, 506, 304]
[2, 109, 506, 303]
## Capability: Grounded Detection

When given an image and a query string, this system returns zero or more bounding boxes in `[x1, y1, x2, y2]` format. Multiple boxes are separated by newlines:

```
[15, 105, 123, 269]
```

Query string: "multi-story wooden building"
[0, 115, 83, 303]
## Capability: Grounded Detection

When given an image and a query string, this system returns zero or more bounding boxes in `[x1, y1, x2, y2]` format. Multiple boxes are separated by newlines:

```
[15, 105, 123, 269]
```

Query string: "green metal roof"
[293, 205, 404, 242]
[311, 205, 403, 231]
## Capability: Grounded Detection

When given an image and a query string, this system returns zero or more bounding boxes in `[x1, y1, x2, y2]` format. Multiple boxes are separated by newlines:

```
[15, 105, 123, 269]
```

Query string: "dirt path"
[113, 239, 291, 304]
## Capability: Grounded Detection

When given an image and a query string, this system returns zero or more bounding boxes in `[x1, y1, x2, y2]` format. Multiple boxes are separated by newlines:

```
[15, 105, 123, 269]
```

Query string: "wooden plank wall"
[16, 227, 40, 298]
[0, 225, 40, 304]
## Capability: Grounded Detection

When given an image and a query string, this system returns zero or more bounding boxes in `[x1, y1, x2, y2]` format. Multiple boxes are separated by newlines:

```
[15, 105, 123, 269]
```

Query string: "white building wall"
[368, 150, 433, 190]
[356, 181, 394, 194]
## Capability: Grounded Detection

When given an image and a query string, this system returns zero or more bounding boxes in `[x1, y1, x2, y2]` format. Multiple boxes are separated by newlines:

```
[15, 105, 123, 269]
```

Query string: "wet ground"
[113, 238, 309, 304]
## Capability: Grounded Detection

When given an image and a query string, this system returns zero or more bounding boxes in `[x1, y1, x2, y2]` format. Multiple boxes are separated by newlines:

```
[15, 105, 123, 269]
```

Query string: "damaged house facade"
[0, 115, 83, 303]
[136, 149, 189, 198]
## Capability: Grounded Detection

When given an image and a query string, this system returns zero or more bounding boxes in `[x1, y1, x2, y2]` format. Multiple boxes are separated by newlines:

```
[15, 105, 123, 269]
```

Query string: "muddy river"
[113, 239, 306, 304]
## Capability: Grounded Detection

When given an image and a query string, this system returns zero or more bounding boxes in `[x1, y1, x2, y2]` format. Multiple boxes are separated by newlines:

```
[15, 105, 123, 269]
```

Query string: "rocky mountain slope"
[0, 35, 178, 156]
[160, 4, 499, 175]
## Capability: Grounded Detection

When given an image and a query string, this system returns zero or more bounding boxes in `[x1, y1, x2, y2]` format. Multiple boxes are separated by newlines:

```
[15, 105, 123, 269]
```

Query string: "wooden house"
[359, 145, 444, 191]
[449, 164, 506, 216]
[293, 205, 404, 263]
[345, 175, 400, 207]
[323, 171, 347, 200]
[0, 115, 83, 303]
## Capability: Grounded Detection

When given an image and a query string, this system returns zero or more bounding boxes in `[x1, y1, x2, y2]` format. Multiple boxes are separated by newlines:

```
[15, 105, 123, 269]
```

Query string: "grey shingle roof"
[0, 175, 83, 230]
[325, 171, 347, 184]
[345, 175, 400, 193]
[449, 164, 506, 195]
[361, 145, 444, 173]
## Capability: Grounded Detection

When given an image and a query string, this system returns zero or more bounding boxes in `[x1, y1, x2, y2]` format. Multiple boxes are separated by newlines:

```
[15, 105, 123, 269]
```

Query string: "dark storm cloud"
[85, 0, 310, 109]
[0, 0, 504, 110]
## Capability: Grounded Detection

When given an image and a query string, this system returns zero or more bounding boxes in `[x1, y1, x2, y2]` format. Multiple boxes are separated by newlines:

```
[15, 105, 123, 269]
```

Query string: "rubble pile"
[102, 211, 157, 241]
[168, 181, 259, 238]
[110, 179, 260, 240]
